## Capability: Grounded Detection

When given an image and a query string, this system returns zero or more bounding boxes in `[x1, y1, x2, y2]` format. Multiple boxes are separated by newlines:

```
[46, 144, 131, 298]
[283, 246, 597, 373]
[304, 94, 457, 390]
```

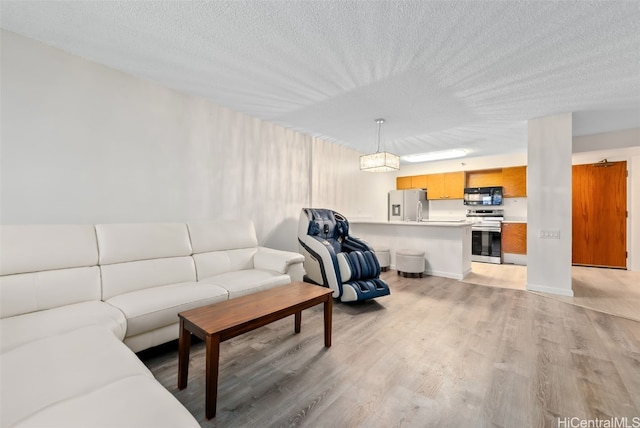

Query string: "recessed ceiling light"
[402, 149, 468, 163]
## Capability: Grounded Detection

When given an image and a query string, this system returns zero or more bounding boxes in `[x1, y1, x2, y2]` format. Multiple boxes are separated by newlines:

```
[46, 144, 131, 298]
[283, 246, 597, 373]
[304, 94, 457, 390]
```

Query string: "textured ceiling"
[2, 1, 640, 162]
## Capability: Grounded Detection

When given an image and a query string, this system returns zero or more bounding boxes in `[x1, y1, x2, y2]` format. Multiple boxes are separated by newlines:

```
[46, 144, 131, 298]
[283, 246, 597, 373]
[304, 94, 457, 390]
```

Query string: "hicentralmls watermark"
[557, 417, 640, 428]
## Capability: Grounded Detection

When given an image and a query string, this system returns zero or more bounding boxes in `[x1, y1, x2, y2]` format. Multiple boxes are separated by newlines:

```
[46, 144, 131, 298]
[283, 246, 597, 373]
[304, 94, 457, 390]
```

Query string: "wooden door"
[572, 161, 627, 268]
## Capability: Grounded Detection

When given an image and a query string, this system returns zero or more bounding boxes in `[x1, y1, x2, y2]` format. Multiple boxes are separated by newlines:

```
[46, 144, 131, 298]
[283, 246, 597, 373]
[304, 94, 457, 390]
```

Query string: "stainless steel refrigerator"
[388, 189, 428, 222]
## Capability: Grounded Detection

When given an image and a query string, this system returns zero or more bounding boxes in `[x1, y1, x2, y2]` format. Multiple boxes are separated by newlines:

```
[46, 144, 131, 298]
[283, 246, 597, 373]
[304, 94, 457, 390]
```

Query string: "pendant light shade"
[360, 119, 400, 172]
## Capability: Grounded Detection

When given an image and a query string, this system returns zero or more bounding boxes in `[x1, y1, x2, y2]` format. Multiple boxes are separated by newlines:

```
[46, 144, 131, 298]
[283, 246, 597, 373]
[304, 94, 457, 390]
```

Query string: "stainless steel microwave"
[463, 186, 503, 206]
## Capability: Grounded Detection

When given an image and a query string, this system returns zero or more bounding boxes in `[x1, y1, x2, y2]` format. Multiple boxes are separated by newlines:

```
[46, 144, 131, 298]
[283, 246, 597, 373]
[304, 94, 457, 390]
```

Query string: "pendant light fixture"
[359, 118, 400, 172]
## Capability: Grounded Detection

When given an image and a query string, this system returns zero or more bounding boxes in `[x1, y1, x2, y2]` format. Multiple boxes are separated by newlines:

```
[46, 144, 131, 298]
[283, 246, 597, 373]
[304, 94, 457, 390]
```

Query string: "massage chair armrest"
[254, 247, 305, 275]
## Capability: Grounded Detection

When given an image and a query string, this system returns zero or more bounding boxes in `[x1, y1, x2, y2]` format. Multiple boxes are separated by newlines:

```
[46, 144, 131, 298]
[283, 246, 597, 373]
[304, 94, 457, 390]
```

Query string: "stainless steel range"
[466, 209, 504, 264]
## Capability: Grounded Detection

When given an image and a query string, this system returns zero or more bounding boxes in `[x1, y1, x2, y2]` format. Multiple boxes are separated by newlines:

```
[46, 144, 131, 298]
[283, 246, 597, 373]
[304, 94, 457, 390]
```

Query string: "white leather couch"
[0, 220, 304, 427]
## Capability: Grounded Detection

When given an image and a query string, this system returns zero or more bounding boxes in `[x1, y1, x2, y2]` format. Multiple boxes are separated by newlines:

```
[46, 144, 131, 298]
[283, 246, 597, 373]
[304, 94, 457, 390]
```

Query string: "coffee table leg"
[205, 333, 221, 419]
[295, 311, 302, 333]
[324, 296, 332, 347]
[178, 318, 191, 389]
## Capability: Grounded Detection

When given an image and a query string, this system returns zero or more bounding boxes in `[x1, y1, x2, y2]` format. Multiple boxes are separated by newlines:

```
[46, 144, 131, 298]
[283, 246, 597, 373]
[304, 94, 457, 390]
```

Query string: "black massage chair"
[297, 208, 390, 302]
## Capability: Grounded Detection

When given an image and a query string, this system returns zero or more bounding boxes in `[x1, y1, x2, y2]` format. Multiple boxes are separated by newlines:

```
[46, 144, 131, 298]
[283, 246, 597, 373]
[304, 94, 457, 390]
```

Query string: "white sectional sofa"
[0, 220, 304, 427]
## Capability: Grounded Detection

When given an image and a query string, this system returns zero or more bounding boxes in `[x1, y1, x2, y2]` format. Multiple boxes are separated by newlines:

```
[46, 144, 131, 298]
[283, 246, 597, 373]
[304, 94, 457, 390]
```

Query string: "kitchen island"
[350, 220, 473, 280]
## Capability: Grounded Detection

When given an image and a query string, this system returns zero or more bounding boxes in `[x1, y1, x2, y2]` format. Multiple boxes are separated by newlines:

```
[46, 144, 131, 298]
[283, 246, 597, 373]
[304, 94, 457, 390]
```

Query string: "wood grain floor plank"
[140, 269, 640, 427]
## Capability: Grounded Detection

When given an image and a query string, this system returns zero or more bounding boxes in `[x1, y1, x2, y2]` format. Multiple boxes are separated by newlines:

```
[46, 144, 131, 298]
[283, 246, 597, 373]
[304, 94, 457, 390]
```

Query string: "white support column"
[526, 113, 574, 296]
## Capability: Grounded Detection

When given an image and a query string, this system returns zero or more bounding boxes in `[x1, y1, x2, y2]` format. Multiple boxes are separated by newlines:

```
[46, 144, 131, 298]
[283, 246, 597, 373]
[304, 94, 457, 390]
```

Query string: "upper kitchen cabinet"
[425, 172, 464, 200]
[465, 168, 502, 188]
[464, 166, 527, 198]
[443, 172, 465, 199]
[396, 176, 412, 190]
[395, 174, 428, 190]
[397, 166, 526, 198]
[411, 175, 428, 189]
[502, 166, 527, 197]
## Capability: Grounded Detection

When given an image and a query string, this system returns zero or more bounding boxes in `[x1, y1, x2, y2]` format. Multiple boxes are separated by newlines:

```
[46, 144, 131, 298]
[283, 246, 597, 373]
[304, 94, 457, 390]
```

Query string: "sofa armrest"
[254, 247, 305, 276]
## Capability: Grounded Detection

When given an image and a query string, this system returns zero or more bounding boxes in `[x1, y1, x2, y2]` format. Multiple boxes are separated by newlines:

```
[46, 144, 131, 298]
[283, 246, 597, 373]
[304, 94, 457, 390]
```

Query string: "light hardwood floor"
[141, 270, 640, 427]
[464, 262, 640, 321]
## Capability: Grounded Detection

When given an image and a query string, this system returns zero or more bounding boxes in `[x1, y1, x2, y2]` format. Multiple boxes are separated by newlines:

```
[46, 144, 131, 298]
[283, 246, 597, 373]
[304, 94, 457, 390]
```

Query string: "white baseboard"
[503, 253, 527, 265]
[526, 282, 574, 297]
[389, 265, 468, 280]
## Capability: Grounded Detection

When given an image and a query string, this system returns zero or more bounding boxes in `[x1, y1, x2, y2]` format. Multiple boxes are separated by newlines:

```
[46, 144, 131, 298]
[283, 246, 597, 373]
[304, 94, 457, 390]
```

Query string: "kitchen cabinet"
[501, 223, 527, 254]
[397, 165, 526, 198]
[465, 169, 502, 188]
[396, 176, 412, 190]
[444, 172, 464, 198]
[502, 166, 527, 197]
[424, 172, 464, 199]
[465, 166, 527, 197]
[411, 175, 428, 189]
[397, 175, 428, 190]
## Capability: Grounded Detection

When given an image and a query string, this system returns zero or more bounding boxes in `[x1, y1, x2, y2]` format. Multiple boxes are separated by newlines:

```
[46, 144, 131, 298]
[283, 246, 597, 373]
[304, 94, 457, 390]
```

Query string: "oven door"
[471, 227, 502, 264]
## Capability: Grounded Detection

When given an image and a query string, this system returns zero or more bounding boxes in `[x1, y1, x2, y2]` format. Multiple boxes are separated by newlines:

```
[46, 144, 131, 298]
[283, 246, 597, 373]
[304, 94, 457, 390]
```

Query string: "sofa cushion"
[187, 220, 258, 253]
[0, 266, 101, 319]
[192, 248, 257, 280]
[106, 282, 228, 337]
[95, 223, 192, 265]
[200, 269, 291, 299]
[0, 326, 153, 428]
[123, 323, 182, 353]
[12, 375, 200, 428]
[0, 225, 103, 320]
[0, 301, 126, 353]
[100, 256, 197, 300]
[0, 224, 98, 276]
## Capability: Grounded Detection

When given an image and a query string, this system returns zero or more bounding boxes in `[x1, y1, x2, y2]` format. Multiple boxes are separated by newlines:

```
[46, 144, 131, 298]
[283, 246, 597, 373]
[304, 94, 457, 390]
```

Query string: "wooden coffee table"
[177, 281, 333, 419]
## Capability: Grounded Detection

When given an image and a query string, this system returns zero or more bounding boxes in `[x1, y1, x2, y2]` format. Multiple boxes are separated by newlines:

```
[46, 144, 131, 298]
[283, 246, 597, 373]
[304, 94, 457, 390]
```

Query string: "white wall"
[310, 139, 394, 223]
[633, 154, 640, 272]
[526, 113, 573, 296]
[573, 128, 639, 152]
[0, 30, 370, 252]
[573, 111, 640, 138]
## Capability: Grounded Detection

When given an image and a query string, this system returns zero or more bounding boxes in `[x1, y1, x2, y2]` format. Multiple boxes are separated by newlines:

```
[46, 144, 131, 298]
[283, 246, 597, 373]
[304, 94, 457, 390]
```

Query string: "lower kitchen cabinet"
[502, 222, 527, 255]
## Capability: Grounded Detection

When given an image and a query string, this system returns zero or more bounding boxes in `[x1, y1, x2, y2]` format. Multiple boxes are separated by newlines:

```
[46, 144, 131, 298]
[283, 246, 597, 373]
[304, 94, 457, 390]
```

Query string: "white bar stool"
[373, 246, 390, 272]
[396, 249, 425, 278]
